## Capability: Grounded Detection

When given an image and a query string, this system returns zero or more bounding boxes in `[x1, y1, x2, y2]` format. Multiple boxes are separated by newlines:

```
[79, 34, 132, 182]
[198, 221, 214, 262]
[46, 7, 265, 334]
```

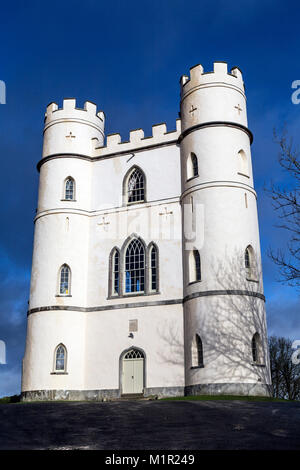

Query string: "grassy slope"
[0, 394, 293, 403]
[159, 395, 291, 402]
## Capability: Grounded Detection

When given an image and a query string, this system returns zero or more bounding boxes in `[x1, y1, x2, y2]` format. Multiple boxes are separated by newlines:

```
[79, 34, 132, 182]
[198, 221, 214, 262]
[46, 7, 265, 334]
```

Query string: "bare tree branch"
[265, 130, 300, 288]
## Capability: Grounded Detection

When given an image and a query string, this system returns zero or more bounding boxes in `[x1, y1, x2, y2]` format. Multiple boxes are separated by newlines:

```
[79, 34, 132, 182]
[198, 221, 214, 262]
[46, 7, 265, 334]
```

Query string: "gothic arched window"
[54, 344, 67, 372]
[149, 244, 158, 292]
[125, 167, 145, 204]
[125, 238, 145, 293]
[64, 177, 75, 200]
[59, 264, 71, 295]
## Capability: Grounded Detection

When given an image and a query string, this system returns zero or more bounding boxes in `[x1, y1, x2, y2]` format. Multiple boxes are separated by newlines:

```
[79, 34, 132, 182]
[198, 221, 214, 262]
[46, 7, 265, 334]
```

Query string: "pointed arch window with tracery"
[108, 237, 160, 297]
[125, 239, 145, 293]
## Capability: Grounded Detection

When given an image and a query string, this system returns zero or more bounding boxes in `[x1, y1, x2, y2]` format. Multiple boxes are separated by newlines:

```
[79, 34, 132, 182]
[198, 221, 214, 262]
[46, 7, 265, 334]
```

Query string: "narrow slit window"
[191, 153, 198, 177]
[194, 250, 201, 281]
[245, 247, 250, 269]
[196, 335, 203, 366]
[251, 333, 262, 363]
[191, 334, 204, 367]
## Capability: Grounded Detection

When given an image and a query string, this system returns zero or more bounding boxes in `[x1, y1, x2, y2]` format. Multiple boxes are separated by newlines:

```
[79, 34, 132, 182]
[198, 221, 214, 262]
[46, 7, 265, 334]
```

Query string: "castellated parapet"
[43, 98, 105, 158]
[44, 98, 105, 129]
[180, 61, 244, 97]
[93, 119, 181, 157]
[179, 61, 247, 133]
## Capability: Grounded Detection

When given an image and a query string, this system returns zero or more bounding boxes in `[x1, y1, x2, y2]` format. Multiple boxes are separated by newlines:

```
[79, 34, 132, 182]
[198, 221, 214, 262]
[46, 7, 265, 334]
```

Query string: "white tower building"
[22, 62, 271, 400]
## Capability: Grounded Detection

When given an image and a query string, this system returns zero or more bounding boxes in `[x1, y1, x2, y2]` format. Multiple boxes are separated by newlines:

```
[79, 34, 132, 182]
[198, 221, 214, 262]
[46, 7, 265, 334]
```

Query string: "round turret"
[180, 61, 271, 397]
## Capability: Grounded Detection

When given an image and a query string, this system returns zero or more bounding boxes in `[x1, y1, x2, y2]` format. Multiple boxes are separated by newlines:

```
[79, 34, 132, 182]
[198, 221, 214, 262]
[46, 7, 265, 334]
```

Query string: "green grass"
[160, 394, 291, 402]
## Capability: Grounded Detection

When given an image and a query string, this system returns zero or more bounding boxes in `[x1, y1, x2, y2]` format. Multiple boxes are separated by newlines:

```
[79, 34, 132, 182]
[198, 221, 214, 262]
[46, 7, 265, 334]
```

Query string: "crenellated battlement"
[93, 119, 181, 157]
[44, 98, 105, 132]
[180, 61, 244, 99]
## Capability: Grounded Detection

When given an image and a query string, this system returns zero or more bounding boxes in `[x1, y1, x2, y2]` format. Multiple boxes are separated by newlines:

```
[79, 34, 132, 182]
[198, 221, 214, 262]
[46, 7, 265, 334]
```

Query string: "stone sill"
[190, 365, 204, 369]
[107, 291, 161, 300]
[50, 372, 68, 375]
[60, 199, 77, 202]
[55, 295, 72, 297]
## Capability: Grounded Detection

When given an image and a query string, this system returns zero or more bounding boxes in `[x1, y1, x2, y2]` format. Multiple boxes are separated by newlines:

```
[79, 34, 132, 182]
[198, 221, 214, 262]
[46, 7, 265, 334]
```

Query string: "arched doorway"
[121, 348, 145, 395]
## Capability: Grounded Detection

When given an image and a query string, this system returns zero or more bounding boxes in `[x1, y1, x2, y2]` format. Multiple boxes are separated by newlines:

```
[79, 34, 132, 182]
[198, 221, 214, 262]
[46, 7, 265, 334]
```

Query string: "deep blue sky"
[0, 0, 299, 396]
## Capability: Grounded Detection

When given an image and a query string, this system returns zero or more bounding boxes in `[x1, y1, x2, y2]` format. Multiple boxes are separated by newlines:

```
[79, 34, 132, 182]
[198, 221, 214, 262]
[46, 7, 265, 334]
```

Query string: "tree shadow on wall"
[156, 248, 272, 391]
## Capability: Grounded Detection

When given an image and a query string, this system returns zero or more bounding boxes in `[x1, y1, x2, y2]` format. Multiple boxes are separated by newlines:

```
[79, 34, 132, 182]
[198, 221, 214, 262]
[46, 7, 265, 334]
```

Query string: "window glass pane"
[60, 265, 70, 294]
[113, 251, 119, 294]
[196, 335, 203, 366]
[192, 154, 198, 177]
[245, 249, 250, 268]
[151, 247, 157, 291]
[194, 250, 201, 281]
[127, 169, 144, 203]
[56, 345, 65, 371]
[252, 336, 257, 362]
[65, 179, 74, 200]
[125, 239, 145, 293]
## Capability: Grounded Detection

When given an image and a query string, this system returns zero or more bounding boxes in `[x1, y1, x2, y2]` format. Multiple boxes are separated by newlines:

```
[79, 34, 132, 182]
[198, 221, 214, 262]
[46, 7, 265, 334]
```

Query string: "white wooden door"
[122, 356, 144, 394]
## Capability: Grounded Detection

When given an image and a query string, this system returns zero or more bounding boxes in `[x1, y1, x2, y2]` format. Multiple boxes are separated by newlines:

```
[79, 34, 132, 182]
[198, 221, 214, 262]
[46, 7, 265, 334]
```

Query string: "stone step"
[120, 394, 145, 400]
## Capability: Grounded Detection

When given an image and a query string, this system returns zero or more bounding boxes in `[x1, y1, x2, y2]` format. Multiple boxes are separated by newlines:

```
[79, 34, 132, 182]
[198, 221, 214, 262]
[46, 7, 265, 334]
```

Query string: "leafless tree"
[266, 130, 300, 288]
[268, 335, 300, 400]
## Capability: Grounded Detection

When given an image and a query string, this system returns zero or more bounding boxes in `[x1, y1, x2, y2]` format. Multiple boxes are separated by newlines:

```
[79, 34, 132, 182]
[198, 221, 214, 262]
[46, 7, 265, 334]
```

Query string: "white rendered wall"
[84, 304, 184, 391]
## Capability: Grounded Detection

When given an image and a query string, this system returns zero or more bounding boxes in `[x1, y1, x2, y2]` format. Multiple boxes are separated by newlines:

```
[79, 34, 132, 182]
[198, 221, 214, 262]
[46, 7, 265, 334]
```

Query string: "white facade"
[22, 61, 272, 400]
